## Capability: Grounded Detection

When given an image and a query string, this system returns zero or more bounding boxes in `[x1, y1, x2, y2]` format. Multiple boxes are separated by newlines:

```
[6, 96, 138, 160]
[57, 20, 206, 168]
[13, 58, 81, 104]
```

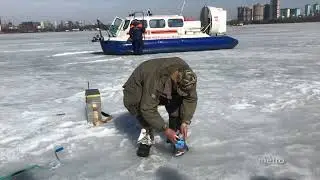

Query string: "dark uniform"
[122, 57, 197, 132]
[129, 20, 145, 55]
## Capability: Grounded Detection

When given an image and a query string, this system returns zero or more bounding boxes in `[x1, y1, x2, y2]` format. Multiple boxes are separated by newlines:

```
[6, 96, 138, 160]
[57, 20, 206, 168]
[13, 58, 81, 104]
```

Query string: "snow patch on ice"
[201, 139, 228, 147]
[230, 101, 255, 110]
[52, 51, 95, 57]
[2, 48, 53, 53]
[65, 57, 123, 65]
[62, 126, 118, 142]
[0, 136, 24, 144]
[59, 121, 77, 128]
[285, 144, 315, 155]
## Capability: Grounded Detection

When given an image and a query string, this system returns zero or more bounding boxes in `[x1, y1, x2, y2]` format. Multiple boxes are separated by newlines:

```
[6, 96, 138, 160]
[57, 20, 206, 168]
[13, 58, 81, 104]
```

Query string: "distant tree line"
[1, 21, 111, 33]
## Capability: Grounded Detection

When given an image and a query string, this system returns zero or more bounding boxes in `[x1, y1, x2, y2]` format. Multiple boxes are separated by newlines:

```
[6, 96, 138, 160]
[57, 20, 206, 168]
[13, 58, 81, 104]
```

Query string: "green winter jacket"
[122, 57, 197, 131]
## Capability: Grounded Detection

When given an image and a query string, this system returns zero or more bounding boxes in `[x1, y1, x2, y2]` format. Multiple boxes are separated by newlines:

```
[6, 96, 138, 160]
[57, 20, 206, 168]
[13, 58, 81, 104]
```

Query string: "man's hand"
[180, 122, 188, 139]
[164, 128, 178, 144]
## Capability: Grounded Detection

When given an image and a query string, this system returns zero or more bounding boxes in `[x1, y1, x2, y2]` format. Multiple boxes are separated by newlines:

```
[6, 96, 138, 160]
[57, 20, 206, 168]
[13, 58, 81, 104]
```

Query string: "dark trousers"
[159, 94, 183, 131]
[123, 89, 182, 131]
[132, 39, 143, 55]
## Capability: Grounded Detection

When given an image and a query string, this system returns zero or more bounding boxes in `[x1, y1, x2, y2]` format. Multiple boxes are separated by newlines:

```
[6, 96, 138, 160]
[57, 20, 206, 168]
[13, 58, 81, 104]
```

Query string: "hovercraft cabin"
[109, 15, 206, 40]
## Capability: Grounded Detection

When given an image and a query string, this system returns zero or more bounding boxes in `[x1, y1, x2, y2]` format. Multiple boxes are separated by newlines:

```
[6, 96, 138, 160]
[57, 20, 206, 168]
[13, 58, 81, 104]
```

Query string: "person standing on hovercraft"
[129, 19, 145, 55]
[122, 57, 198, 157]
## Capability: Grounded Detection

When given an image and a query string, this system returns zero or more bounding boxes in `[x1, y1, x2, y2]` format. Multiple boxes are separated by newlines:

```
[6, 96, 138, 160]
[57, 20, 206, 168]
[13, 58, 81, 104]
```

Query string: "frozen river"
[0, 22, 319, 180]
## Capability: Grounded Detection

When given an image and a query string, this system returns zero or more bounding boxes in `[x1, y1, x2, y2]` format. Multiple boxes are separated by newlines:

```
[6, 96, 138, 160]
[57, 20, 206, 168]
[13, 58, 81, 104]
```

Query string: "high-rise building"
[270, 0, 280, 19]
[296, 8, 301, 17]
[305, 4, 312, 16]
[264, 4, 271, 20]
[238, 7, 245, 22]
[40, 21, 45, 29]
[245, 7, 253, 22]
[313, 4, 320, 14]
[238, 6, 252, 22]
[280, 8, 290, 18]
[290, 8, 301, 17]
[253, 3, 265, 21]
[54, 21, 58, 29]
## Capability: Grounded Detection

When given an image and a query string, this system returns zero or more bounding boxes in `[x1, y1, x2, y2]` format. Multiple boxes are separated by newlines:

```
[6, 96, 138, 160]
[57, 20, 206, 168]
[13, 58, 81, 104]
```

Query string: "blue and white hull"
[100, 36, 238, 55]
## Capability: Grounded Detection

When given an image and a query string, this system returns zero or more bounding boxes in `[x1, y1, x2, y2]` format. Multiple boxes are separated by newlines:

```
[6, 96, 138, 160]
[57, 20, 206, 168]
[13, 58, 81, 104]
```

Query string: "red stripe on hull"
[127, 29, 178, 35]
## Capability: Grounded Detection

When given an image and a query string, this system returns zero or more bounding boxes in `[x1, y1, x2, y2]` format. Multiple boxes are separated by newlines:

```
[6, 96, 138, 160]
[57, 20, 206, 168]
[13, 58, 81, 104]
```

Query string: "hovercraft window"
[123, 20, 130, 30]
[109, 18, 123, 36]
[168, 19, 184, 27]
[140, 20, 148, 28]
[124, 20, 148, 30]
[149, 19, 166, 28]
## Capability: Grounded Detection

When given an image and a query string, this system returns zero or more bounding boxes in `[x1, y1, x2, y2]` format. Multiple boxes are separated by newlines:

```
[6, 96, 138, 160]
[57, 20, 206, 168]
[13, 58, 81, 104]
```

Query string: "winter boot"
[136, 128, 153, 157]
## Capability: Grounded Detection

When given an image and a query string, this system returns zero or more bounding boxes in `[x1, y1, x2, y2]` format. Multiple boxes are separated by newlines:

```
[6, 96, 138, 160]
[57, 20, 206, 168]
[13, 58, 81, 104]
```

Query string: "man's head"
[173, 68, 197, 96]
[131, 19, 139, 26]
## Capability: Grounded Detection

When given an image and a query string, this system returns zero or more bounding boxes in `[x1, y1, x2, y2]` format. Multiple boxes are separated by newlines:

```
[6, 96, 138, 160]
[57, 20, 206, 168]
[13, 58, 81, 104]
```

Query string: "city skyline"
[0, 0, 308, 24]
[237, 0, 319, 23]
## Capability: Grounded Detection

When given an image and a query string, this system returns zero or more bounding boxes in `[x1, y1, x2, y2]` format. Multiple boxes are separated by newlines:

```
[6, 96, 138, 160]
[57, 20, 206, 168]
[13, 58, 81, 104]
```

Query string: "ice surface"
[0, 23, 320, 180]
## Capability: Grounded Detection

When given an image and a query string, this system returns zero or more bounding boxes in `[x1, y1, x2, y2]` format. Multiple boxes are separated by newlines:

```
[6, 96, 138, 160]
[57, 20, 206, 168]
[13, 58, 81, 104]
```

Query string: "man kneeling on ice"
[122, 57, 197, 157]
